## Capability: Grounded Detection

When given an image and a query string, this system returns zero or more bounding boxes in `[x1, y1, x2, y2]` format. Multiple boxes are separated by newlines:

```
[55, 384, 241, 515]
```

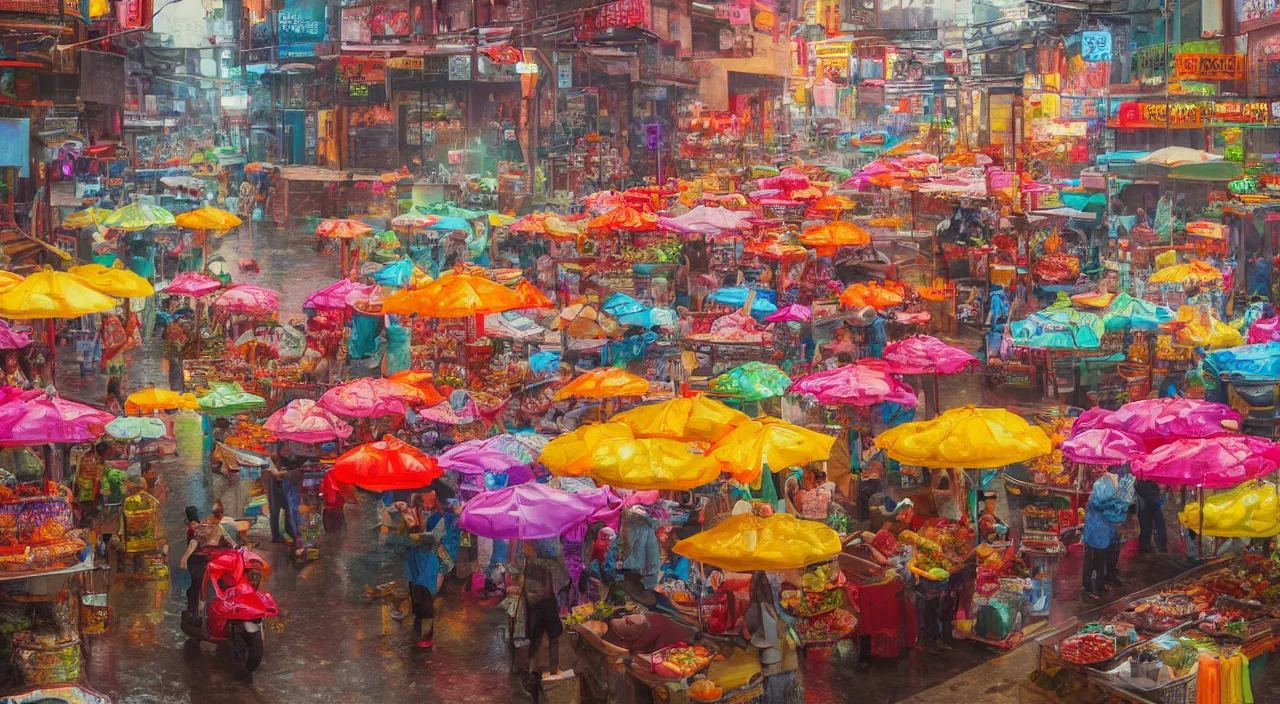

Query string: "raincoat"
[1083, 472, 1132, 550]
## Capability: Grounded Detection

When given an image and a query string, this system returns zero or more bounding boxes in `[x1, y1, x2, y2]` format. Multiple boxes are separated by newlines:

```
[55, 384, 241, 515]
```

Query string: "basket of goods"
[78, 569, 110, 635]
[121, 492, 161, 554]
[780, 565, 846, 617]
[12, 629, 80, 685]
[689, 678, 724, 702]
[793, 608, 858, 644]
[649, 643, 714, 679]
[1058, 632, 1118, 665]
[1124, 593, 1198, 634]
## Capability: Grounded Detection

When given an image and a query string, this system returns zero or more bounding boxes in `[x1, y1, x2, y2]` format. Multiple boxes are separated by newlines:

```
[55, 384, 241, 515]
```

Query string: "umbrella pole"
[45, 317, 55, 385]
[1197, 487, 1205, 560]
[696, 561, 705, 635]
[341, 239, 350, 277]
[932, 374, 940, 419]
[194, 295, 202, 357]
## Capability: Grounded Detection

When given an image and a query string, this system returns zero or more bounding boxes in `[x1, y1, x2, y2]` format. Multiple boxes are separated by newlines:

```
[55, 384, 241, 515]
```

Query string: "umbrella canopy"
[63, 207, 111, 229]
[196, 382, 266, 415]
[371, 259, 429, 288]
[67, 264, 155, 298]
[789, 360, 918, 406]
[745, 239, 809, 261]
[539, 423, 636, 477]
[874, 405, 1052, 469]
[459, 482, 610, 540]
[709, 362, 792, 401]
[319, 377, 437, 418]
[330, 435, 442, 491]
[0, 320, 31, 350]
[705, 287, 779, 316]
[315, 218, 374, 239]
[303, 279, 380, 312]
[125, 388, 198, 415]
[389, 211, 441, 232]
[212, 284, 279, 316]
[105, 416, 167, 441]
[658, 206, 754, 235]
[1072, 397, 1240, 450]
[611, 395, 749, 444]
[581, 437, 721, 490]
[387, 369, 437, 389]
[101, 202, 175, 231]
[263, 399, 353, 444]
[1149, 260, 1223, 285]
[1132, 436, 1280, 489]
[510, 212, 584, 241]
[1061, 428, 1145, 465]
[553, 367, 650, 401]
[514, 280, 554, 309]
[674, 512, 841, 572]
[0, 393, 115, 445]
[587, 205, 658, 232]
[382, 273, 524, 318]
[1010, 293, 1105, 350]
[1101, 293, 1176, 332]
[707, 416, 835, 483]
[800, 221, 871, 249]
[438, 440, 527, 475]
[419, 202, 486, 220]
[174, 206, 242, 232]
[764, 304, 812, 323]
[882, 335, 977, 375]
[0, 270, 118, 320]
[161, 271, 222, 297]
[551, 304, 619, 338]
[839, 281, 903, 310]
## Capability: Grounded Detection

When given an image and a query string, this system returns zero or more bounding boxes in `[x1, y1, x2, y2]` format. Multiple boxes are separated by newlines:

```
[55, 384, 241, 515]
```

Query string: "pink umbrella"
[417, 399, 479, 425]
[789, 359, 918, 407]
[459, 482, 613, 540]
[213, 284, 279, 316]
[0, 392, 115, 445]
[1073, 397, 1240, 450]
[1248, 316, 1280, 344]
[1061, 428, 1145, 465]
[263, 399, 353, 444]
[304, 279, 381, 312]
[162, 271, 223, 297]
[764, 303, 812, 323]
[0, 320, 31, 350]
[1132, 435, 1280, 488]
[319, 378, 432, 419]
[438, 440, 526, 475]
[882, 335, 978, 375]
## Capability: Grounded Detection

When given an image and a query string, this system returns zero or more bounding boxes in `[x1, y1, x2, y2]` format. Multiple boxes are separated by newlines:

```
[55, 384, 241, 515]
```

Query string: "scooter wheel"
[231, 624, 264, 673]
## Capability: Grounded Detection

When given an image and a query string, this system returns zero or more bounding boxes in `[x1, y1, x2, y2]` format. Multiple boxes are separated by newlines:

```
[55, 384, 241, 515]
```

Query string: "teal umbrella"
[198, 382, 266, 415]
[710, 362, 792, 402]
[1010, 293, 1105, 350]
[106, 416, 167, 440]
[418, 203, 485, 221]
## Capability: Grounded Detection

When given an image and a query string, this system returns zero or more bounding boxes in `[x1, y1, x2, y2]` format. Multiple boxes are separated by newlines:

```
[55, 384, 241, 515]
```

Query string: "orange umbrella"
[316, 219, 374, 273]
[514, 280, 554, 309]
[330, 435, 442, 491]
[587, 206, 658, 233]
[840, 281, 904, 310]
[745, 239, 808, 261]
[554, 367, 650, 401]
[800, 221, 871, 249]
[811, 194, 855, 213]
[382, 273, 524, 318]
[388, 368, 436, 389]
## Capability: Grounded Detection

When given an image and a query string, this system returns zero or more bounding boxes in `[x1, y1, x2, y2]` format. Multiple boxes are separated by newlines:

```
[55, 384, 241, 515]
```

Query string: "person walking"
[1135, 479, 1168, 554]
[1082, 468, 1131, 600]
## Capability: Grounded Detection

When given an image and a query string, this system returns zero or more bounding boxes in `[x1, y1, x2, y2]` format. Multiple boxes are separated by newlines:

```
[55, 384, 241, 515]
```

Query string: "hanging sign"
[448, 55, 472, 81]
[1174, 53, 1245, 81]
[515, 61, 539, 74]
[338, 56, 386, 83]
[387, 57, 424, 70]
[1081, 31, 1112, 62]
[557, 56, 573, 88]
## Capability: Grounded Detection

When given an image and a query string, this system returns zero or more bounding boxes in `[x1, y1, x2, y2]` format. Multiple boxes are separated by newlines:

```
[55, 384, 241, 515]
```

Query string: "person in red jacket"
[320, 471, 347, 533]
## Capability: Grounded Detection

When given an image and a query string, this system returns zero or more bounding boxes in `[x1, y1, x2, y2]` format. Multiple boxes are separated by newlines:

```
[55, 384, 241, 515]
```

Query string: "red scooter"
[181, 546, 278, 673]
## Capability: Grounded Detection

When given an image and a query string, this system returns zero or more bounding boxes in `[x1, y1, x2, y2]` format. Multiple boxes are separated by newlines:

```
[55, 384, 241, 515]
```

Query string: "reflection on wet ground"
[52, 226, 1248, 704]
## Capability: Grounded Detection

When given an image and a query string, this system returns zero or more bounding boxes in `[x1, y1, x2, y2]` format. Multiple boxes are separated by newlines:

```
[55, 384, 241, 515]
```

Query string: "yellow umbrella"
[873, 405, 1052, 469]
[707, 416, 835, 484]
[125, 388, 199, 415]
[174, 206, 243, 234]
[68, 263, 155, 298]
[799, 221, 871, 249]
[0, 271, 23, 295]
[553, 367, 650, 401]
[611, 395, 748, 444]
[1149, 260, 1223, 285]
[539, 422, 635, 477]
[0, 269, 118, 319]
[585, 437, 722, 490]
[382, 272, 523, 318]
[63, 207, 111, 229]
[674, 513, 842, 572]
[101, 202, 176, 231]
[488, 213, 515, 227]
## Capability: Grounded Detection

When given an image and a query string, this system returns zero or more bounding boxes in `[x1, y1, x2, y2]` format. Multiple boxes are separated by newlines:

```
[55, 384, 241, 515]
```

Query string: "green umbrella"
[709, 362, 792, 402]
[198, 382, 266, 415]
[418, 202, 485, 221]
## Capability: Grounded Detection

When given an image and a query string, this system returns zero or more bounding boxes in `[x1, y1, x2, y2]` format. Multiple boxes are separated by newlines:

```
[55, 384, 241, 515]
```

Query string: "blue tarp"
[705, 287, 779, 319]
[427, 216, 472, 232]
[372, 258, 414, 287]
[1204, 343, 1280, 381]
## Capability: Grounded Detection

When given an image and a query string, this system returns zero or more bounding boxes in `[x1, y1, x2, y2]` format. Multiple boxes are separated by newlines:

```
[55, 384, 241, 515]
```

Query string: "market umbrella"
[839, 281, 903, 310]
[707, 416, 835, 484]
[673, 512, 841, 572]
[611, 395, 749, 444]
[539, 423, 636, 476]
[316, 218, 374, 272]
[1071, 397, 1240, 450]
[580, 437, 721, 490]
[1136, 147, 1223, 167]
[161, 271, 222, 297]
[67, 263, 155, 298]
[382, 272, 524, 318]
[0, 320, 31, 350]
[1177, 480, 1280, 538]
[196, 382, 266, 416]
[212, 284, 279, 317]
[174, 205, 242, 233]
[419, 202, 486, 220]
[1132, 435, 1280, 489]
[124, 388, 198, 415]
[553, 367, 650, 401]
[882, 335, 977, 376]
[873, 405, 1052, 469]
[459, 482, 611, 540]
[510, 212, 583, 241]
[101, 202, 175, 231]
[1149, 260, 1223, 285]
[104, 416, 167, 441]
[705, 287, 778, 317]
[303, 279, 380, 313]
[744, 239, 808, 261]
[1100, 292, 1175, 332]
[513, 280, 554, 309]
[709, 362, 792, 402]
[319, 377, 439, 418]
[1010, 293, 1105, 350]
[330, 435, 442, 491]
[63, 207, 111, 229]
[764, 304, 812, 323]
[371, 259, 430, 289]
[263, 399, 353, 444]
[551, 303, 619, 339]
[587, 205, 658, 233]
[1060, 428, 1145, 465]
[0, 392, 115, 446]
[800, 221, 871, 252]
[389, 211, 441, 232]
[0, 269, 118, 320]
[481, 432, 550, 465]
[438, 440, 527, 475]
[788, 359, 918, 407]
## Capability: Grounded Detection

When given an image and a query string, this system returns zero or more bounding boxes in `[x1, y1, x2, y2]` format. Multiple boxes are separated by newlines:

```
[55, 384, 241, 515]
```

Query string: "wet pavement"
[50, 225, 1272, 703]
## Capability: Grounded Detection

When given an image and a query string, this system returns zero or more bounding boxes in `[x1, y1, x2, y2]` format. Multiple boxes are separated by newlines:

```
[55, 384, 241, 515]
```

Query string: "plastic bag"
[1178, 480, 1280, 538]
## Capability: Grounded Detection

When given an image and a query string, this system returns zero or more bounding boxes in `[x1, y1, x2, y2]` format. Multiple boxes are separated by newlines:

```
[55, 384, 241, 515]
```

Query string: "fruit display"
[780, 584, 844, 617]
[1121, 593, 1199, 634]
[1058, 632, 1118, 664]
[688, 678, 724, 701]
[650, 643, 713, 679]
[564, 601, 622, 626]
[793, 607, 858, 644]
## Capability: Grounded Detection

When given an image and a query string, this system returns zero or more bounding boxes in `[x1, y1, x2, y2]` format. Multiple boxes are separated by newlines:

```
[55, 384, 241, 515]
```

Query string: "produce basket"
[11, 631, 81, 686]
[121, 492, 161, 554]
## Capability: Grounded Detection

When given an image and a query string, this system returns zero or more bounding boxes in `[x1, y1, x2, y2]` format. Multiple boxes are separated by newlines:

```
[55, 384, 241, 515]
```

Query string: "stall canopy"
[673, 513, 842, 572]
[874, 405, 1052, 469]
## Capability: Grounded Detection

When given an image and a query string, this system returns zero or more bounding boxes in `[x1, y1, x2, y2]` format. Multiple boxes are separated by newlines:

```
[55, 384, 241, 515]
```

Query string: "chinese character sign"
[279, 0, 328, 58]
[1081, 31, 1112, 63]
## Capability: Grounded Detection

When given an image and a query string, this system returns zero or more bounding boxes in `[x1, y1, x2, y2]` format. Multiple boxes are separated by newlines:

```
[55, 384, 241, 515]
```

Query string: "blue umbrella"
[706, 287, 779, 319]
[427, 216, 472, 232]
[372, 258, 414, 287]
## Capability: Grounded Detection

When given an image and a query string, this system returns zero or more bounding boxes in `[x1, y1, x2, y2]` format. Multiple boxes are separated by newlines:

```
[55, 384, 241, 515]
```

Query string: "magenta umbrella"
[212, 284, 279, 316]
[319, 378, 428, 419]
[459, 482, 613, 540]
[162, 271, 223, 297]
[263, 399, 353, 444]
[0, 392, 115, 446]
[0, 320, 31, 350]
[1073, 397, 1240, 450]
[883, 335, 978, 375]
[304, 279, 381, 312]
[438, 440, 526, 475]
[1061, 428, 1145, 465]
[1132, 435, 1280, 489]
[789, 359, 917, 407]
[764, 303, 812, 323]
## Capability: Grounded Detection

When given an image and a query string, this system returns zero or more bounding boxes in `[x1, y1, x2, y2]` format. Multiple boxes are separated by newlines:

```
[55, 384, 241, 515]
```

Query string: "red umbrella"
[329, 435, 442, 491]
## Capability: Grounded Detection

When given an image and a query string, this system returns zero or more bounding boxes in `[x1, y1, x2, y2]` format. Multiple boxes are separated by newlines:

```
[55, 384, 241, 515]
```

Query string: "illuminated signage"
[1174, 54, 1245, 81]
